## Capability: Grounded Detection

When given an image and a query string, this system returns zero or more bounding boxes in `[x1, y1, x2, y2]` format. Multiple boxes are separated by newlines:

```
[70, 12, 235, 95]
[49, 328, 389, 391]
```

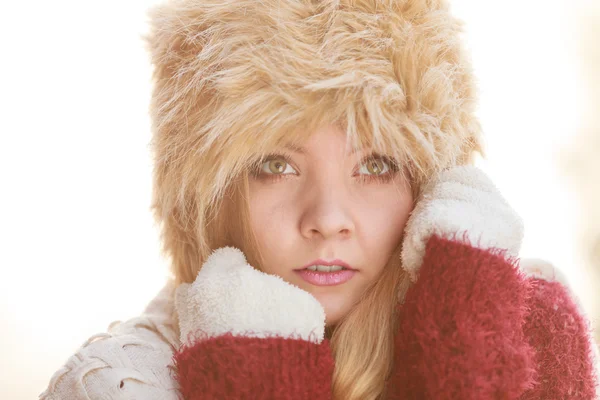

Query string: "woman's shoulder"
[39, 281, 182, 400]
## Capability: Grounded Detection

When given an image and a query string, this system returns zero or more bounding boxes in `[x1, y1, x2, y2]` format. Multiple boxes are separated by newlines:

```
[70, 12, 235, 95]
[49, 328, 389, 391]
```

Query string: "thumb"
[199, 246, 248, 276]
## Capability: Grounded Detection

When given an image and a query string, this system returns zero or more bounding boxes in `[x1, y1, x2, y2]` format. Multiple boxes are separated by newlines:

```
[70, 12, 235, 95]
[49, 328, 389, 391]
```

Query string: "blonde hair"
[144, 0, 482, 397]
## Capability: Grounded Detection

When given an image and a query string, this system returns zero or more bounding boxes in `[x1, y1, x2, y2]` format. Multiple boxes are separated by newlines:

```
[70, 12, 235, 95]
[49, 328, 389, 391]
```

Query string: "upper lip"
[297, 259, 356, 270]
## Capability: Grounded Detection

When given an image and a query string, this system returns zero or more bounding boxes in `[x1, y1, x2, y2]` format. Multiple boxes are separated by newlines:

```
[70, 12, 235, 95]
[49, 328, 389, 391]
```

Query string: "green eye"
[267, 159, 287, 174]
[358, 157, 390, 176]
[260, 157, 296, 175]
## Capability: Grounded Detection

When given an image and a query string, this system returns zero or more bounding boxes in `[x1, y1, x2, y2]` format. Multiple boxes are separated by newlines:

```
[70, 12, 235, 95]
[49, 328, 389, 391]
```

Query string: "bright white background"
[0, 0, 597, 398]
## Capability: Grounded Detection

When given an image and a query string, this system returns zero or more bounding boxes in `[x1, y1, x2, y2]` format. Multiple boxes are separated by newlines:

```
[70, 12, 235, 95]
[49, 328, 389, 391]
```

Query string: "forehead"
[279, 125, 397, 154]
[282, 142, 366, 156]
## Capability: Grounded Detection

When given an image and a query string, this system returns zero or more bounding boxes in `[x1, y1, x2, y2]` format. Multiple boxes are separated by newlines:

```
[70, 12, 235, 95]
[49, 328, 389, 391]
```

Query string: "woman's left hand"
[401, 165, 524, 281]
[389, 165, 536, 399]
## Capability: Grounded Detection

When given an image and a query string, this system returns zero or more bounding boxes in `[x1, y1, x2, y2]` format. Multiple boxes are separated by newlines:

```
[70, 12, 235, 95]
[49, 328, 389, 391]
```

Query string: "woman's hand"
[172, 247, 334, 400]
[390, 166, 536, 399]
[392, 166, 599, 399]
[401, 165, 524, 281]
[175, 246, 327, 346]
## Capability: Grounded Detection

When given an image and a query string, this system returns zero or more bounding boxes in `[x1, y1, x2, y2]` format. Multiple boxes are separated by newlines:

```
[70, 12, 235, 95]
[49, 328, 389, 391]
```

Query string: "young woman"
[40, 0, 599, 399]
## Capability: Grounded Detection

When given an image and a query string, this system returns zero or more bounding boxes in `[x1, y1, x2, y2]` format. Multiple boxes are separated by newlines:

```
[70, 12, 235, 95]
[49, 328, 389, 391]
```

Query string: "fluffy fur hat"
[144, 0, 483, 281]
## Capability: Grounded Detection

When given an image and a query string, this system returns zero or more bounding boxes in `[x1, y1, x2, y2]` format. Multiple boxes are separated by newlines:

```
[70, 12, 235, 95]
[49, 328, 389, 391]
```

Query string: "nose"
[299, 180, 355, 241]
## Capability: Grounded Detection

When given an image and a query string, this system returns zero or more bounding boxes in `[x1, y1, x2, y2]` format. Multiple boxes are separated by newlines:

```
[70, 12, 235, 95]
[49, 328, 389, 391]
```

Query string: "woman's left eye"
[357, 157, 393, 176]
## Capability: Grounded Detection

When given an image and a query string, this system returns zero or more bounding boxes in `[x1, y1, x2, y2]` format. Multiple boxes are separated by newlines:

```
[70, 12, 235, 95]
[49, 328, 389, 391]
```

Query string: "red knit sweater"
[172, 235, 598, 399]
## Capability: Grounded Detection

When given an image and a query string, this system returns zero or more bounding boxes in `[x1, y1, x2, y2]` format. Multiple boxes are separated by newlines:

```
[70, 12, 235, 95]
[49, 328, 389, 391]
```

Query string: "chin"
[312, 292, 351, 327]
[287, 275, 357, 326]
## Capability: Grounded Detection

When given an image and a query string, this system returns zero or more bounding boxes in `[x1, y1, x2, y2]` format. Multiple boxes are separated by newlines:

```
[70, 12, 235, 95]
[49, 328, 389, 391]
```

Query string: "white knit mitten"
[401, 166, 524, 281]
[175, 247, 326, 346]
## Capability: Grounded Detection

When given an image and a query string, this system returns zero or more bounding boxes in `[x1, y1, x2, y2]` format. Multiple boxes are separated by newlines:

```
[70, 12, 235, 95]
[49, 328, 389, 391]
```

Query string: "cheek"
[249, 197, 278, 244]
[360, 190, 413, 264]
[247, 184, 295, 271]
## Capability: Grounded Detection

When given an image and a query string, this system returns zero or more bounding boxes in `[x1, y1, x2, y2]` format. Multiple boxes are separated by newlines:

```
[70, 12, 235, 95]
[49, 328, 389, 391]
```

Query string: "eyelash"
[251, 152, 399, 183]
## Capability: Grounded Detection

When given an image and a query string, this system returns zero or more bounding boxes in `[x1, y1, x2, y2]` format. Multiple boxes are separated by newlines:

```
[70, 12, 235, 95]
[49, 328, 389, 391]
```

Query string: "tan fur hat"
[144, 0, 483, 281]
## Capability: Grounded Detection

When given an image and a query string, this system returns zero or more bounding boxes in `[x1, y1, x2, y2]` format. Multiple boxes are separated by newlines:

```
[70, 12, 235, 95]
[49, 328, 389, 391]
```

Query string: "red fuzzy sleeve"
[520, 277, 598, 399]
[172, 333, 334, 400]
[388, 235, 537, 399]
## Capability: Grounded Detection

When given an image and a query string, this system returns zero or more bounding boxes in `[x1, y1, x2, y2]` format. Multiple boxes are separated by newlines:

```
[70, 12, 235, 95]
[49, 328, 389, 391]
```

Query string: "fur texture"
[143, 0, 482, 281]
[402, 166, 524, 281]
[521, 278, 599, 399]
[519, 258, 600, 399]
[175, 246, 326, 345]
[391, 235, 536, 399]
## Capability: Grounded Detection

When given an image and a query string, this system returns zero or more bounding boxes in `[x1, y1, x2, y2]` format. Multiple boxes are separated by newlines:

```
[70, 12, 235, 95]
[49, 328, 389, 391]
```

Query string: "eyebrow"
[284, 144, 366, 155]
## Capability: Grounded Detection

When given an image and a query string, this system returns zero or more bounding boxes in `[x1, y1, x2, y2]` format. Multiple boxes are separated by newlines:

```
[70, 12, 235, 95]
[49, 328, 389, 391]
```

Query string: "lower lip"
[294, 269, 357, 286]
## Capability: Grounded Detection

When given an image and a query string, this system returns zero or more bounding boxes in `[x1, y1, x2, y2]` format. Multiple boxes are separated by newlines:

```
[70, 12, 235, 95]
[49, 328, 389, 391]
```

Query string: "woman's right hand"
[175, 246, 326, 345]
[172, 246, 334, 400]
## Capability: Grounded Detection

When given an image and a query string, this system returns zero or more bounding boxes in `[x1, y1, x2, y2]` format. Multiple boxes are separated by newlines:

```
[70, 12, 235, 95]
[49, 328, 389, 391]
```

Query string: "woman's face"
[247, 125, 414, 326]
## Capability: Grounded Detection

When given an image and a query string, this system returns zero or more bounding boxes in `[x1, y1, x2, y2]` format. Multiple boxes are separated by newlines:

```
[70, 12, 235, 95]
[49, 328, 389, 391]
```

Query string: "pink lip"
[298, 259, 356, 271]
[294, 269, 357, 286]
[294, 259, 357, 286]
